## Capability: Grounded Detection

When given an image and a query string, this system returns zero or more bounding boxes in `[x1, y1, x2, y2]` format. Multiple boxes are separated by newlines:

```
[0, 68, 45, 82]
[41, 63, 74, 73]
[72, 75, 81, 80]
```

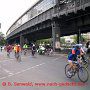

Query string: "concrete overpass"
[6, 0, 90, 51]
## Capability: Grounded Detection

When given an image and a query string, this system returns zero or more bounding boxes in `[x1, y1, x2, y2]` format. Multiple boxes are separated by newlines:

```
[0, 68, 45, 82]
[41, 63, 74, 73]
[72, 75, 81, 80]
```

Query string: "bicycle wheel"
[17, 53, 21, 62]
[7, 52, 10, 58]
[65, 64, 75, 78]
[82, 60, 89, 68]
[82, 57, 89, 68]
[77, 67, 89, 83]
[18, 56, 21, 62]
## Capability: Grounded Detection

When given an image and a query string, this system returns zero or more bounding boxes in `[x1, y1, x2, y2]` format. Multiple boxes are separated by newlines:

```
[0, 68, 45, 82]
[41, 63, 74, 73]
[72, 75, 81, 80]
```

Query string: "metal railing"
[58, 0, 90, 12]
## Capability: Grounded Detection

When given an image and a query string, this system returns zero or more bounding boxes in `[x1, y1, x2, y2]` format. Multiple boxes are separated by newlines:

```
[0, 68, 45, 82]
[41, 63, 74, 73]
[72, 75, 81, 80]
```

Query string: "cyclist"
[76, 44, 86, 62]
[67, 45, 81, 75]
[14, 44, 17, 57]
[31, 44, 36, 56]
[23, 44, 28, 55]
[14, 44, 21, 61]
[6, 44, 12, 57]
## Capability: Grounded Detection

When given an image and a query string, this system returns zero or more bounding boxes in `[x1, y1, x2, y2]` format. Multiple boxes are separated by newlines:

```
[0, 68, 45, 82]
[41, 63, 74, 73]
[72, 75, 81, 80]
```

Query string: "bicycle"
[7, 51, 10, 58]
[65, 57, 89, 83]
[81, 54, 89, 68]
[23, 49, 27, 55]
[15, 52, 21, 62]
[32, 50, 35, 56]
[45, 48, 53, 56]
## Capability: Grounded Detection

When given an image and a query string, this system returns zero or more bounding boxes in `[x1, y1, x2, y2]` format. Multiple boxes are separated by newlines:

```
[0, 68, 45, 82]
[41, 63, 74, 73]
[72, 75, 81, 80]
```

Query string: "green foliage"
[36, 38, 51, 45]
[72, 35, 87, 43]
[0, 38, 6, 46]
[72, 35, 77, 43]
[60, 38, 65, 44]
[0, 32, 6, 46]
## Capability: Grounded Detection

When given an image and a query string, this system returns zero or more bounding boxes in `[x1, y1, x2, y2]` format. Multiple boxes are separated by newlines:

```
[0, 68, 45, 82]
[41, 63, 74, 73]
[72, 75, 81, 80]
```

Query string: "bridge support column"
[25, 38, 29, 44]
[20, 34, 24, 48]
[52, 18, 60, 52]
[77, 29, 81, 44]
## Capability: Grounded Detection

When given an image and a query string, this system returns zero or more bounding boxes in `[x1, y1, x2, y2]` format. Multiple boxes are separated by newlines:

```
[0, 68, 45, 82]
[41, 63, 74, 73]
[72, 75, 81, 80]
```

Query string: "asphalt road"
[0, 50, 90, 90]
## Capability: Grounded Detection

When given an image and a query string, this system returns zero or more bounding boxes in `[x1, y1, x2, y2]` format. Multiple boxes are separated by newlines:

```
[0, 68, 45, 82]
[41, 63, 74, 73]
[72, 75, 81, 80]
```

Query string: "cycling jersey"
[6, 45, 12, 52]
[14, 45, 21, 53]
[23, 44, 28, 49]
[68, 48, 80, 61]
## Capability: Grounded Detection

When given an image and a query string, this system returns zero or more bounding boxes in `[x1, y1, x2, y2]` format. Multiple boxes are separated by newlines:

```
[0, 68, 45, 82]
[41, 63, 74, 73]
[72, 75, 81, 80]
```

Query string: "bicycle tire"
[77, 67, 89, 83]
[82, 56, 89, 68]
[7, 52, 10, 58]
[82, 60, 89, 68]
[65, 64, 75, 78]
[85, 55, 90, 64]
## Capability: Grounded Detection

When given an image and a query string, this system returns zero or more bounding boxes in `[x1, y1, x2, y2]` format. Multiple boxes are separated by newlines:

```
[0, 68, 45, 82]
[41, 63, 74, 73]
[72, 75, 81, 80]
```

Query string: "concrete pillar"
[77, 29, 81, 44]
[52, 18, 60, 52]
[25, 38, 29, 44]
[20, 34, 24, 48]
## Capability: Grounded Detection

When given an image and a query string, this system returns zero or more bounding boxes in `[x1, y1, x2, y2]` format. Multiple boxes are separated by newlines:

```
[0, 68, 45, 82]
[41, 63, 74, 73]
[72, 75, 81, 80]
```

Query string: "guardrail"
[58, 0, 90, 13]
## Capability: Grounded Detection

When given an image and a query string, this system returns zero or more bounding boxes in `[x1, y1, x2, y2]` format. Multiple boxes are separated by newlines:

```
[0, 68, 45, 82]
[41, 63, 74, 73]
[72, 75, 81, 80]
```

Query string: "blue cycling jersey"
[68, 48, 80, 61]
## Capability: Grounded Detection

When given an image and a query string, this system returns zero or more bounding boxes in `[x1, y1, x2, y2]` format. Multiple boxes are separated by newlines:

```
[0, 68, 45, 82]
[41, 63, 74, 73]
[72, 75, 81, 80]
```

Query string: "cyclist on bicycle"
[68, 45, 81, 73]
[65, 44, 89, 82]
[14, 44, 21, 61]
[31, 44, 36, 56]
[75, 44, 87, 63]
[23, 43, 28, 55]
[6, 44, 12, 57]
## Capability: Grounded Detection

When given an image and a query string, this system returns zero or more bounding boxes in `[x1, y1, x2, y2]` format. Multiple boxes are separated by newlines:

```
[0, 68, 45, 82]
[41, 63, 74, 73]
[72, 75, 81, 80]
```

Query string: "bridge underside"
[7, 6, 90, 50]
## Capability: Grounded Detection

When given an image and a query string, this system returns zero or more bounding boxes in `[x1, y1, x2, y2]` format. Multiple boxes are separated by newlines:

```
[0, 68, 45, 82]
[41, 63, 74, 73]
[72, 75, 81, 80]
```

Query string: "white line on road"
[53, 58, 60, 61]
[0, 55, 30, 63]
[0, 59, 14, 63]
[0, 63, 45, 80]
[2, 68, 14, 75]
[0, 57, 60, 80]
[2, 68, 10, 73]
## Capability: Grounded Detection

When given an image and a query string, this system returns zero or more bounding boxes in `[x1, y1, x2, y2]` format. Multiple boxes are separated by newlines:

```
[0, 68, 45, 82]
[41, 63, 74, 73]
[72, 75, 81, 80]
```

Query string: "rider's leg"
[68, 60, 73, 69]
[68, 60, 73, 76]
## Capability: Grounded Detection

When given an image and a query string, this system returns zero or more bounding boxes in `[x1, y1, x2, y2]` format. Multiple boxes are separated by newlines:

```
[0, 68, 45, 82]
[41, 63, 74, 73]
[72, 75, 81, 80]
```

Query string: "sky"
[0, 0, 39, 35]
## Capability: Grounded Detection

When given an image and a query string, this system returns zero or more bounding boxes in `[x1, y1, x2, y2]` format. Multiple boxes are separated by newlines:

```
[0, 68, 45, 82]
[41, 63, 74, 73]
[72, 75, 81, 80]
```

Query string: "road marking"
[0, 63, 45, 80]
[2, 68, 14, 75]
[15, 63, 45, 75]
[0, 77, 6, 79]
[0, 57, 61, 80]
[0, 59, 14, 63]
[3, 69, 10, 73]
[0, 54, 63, 63]
[53, 58, 60, 61]
[0, 55, 30, 63]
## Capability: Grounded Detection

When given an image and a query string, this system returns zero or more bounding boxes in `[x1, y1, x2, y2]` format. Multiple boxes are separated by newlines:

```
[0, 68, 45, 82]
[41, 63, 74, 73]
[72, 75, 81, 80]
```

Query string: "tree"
[36, 38, 51, 45]
[0, 32, 6, 46]
[60, 37, 65, 44]
[72, 34, 87, 43]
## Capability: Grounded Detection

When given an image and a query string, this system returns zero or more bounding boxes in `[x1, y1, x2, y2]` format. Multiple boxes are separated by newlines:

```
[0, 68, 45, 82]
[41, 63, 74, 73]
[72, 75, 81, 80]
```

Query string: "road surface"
[0, 50, 90, 90]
